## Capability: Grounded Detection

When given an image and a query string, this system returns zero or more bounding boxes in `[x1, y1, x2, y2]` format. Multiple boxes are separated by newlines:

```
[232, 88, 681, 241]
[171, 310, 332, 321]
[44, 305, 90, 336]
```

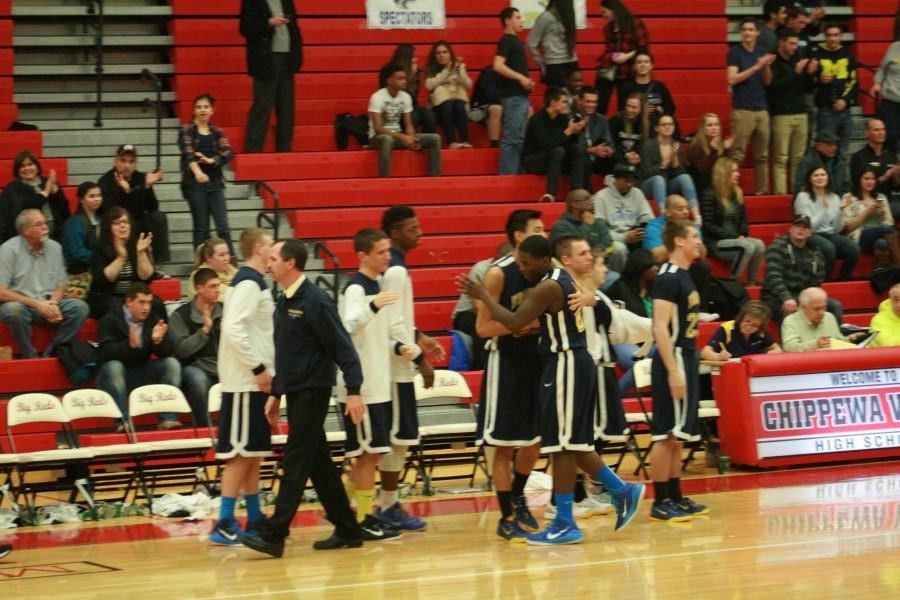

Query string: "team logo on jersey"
[287, 308, 304, 318]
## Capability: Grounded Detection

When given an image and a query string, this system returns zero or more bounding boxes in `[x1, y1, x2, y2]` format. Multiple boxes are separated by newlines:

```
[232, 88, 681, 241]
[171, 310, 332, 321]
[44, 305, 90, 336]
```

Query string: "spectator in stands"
[702, 157, 766, 284]
[424, 41, 473, 148]
[794, 130, 850, 195]
[575, 86, 616, 189]
[609, 93, 648, 168]
[727, 18, 775, 197]
[872, 38, 900, 155]
[495, 7, 534, 175]
[188, 237, 238, 299]
[527, 0, 578, 88]
[86, 207, 154, 318]
[869, 282, 900, 348]
[758, 1, 788, 53]
[686, 113, 733, 196]
[595, 0, 650, 114]
[98, 144, 169, 273]
[782, 286, 863, 351]
[240, 0, 302, 153]
[550, 188, 623, 272]
[96, 281, 181, 429]
[761, 215, 842, 322]
[382, 44, 437, 134]
[850, 119, 900, 219]
[701, 300, 782, 360]
[842, 166, 900, 269]
[638, 115, 700, 220]
[811, 23, 857, 161]
[785, 6, 812, 59]
[0, 151, 68, 245]
[451, 241, 513, 371]
[169, 268, 222, 427]
[594, 163, 652, 256]
[644, 194, 705, 262]
[794, 163, 860, 280]
[617, 50, 675, 120]
[523, 87, 587, 202]
[769, 28, 818, 195]
[0, 209, 88, 358]
[468, 65, 503, 147]
[62, 181, 103, 299]
[368, 63, 442, 179]
[563, 69, 585, 113]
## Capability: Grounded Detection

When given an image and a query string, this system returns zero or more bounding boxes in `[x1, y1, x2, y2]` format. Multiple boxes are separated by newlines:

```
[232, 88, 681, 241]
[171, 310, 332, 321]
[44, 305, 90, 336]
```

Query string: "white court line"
[190, 529, 900, 599]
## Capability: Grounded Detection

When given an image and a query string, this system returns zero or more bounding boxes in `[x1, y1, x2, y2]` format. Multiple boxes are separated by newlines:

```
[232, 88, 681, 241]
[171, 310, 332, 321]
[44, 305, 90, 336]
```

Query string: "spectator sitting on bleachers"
[452, 241, 513, 371]
[169, 268, 222, 427]
[526, 0, 578, 89]
[781, 286, 864, 352]
[811, 23, 857, 160]
[794, 130, 850, 195]
[617, 50, 675, 120]
[758, 1, 788, 54]
[609, 92, 648, 169]
[769, 27, 817, 195]
[98, 144, 169, 274]
[700, 300, 782, 361]
[468, 64, 503, 148]
[86, 207, 155, 318]
[188, 236, 238, 300]
[382, 44, 437, 134]
[96, 281, 181, 430]
[523, 87, 587, 202]
[761, 214, 842, 323]
[869, 282, 900, 348]
[593, 163, 652, 256]
[644, 194, 707, 263]
[850, 119, 900, 219]
[702, 157, 766, 284]
[551, 188, 623, 272]
[424, 41, 473, 149]
[686, 112, 733, 196]
[0, 209, 88, 358]
[368, 63, 442, 179]
[0, 151, 68, 245]
[62, 181, 103, 299]
[727, 17, 775, 197]
[595, 0, 650, 114]
[575, 86, 616, 190]
[495, 6, 535, 176]
[638, 114, 700, 221]
[563, 68, 584, 114]
[842, 166, 900, 269]
[794, 163, 860, 281]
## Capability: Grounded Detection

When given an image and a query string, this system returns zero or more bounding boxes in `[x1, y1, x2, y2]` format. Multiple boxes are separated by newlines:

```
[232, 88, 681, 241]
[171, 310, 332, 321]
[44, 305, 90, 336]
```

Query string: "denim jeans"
[499, 95, 530, 175]
[187, 180, 233, 255]
[640, 173, 698, 208]
[96, 357, 182, 424]
[0, 298, 88, 358]
[808, 232, 860, 280]
[817, 107, 852, 159]
[181, 365, 214, 426]
[433, 99, 469, 145]
[370, 133, 442, 178]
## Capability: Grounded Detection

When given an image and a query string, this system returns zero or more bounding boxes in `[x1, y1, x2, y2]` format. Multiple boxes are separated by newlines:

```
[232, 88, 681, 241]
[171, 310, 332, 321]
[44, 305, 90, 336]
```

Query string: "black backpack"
[334, 113, 369, 150]
[702, 277, 751, 322]
[56, 340, 98, 384]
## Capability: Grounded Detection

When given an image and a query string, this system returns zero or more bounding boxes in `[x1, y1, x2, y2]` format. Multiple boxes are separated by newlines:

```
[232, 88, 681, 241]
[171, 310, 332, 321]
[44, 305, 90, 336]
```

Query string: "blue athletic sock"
[553, 493, 575, 525]
[219, 496, 236, 522]
[594, 464, 626, 495]
[244, 494, 263, 524]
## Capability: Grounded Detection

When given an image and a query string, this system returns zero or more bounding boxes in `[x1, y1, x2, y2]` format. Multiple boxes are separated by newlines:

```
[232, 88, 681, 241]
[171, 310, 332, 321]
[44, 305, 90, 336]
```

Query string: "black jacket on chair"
[240, 0, 303, 79]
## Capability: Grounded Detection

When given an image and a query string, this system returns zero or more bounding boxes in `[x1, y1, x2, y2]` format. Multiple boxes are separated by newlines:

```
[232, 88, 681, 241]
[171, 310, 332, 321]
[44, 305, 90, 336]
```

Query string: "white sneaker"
[578, 496, 613, 515]
[544, 501, 594, 520]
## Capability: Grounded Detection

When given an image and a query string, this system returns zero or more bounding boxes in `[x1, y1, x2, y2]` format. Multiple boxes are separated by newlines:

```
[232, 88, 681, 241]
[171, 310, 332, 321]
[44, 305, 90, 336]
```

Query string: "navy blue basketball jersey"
[389, 247, 406, 268]
[491, 254, 539, 353]
[539, 267, 587, 353]
[650, 262, 701, 351]
[343, 272, 380, 296]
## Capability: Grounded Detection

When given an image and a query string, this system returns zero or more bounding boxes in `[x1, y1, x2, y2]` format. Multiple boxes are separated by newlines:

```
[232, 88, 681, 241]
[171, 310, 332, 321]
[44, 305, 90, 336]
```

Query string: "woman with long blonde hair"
[687, 112, 733, 193]
[700, 157, 766, 284]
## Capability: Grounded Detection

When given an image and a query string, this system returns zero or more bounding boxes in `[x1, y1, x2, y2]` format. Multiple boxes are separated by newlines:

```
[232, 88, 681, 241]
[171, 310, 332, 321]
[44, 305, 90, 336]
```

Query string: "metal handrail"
[313, 242, 340, 301]
[254, 180, 281, 240]
[85, 0, 104, 127]
[141, 69, 164, 171]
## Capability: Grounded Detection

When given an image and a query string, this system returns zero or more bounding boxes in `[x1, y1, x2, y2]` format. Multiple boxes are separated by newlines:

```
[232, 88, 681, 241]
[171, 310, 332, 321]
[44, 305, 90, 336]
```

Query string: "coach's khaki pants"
[731, 109, 770, 195]
[771, 113, 808, 195]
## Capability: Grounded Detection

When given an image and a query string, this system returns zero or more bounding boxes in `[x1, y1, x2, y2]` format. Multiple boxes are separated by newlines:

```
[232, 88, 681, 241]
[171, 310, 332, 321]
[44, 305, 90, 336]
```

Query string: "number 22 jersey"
[650, 263, 700, 351]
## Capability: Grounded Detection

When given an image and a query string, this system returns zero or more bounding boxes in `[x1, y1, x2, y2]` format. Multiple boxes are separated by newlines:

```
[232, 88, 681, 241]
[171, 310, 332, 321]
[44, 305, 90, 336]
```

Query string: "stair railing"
[85, 0, 104, 127]
[141, 69, 164, 172]
[254, 180, 281, 240]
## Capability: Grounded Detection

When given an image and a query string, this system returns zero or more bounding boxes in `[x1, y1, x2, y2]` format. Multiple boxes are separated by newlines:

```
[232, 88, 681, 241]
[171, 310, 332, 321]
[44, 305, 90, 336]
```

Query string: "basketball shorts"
[476, 349, 542, 447]
[390, 381, 419, 445]
[650, 348, 700, 442]
[215, 391, 272, 459]
[596, 365, 629, 442]
[539, 349, 599, 453]
[342, 400, 392, 458]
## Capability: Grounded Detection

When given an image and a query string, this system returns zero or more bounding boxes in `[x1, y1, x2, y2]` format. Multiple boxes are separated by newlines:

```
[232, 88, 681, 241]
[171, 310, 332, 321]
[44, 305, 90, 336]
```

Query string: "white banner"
[366, 0, 445, 29]
[750, 368, 900, 395]
[511, 0, 588, 29]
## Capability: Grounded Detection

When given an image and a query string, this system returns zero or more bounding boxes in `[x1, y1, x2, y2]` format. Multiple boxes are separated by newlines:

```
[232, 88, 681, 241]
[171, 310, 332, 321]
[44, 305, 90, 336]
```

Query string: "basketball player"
[459, 235, 644, 545]
[339, 228, 415, 540]
[475, 209, 545, 541]
[376, 206, 445, 531]
[210, 228, 274, 545]
[648, 219, 709, 521]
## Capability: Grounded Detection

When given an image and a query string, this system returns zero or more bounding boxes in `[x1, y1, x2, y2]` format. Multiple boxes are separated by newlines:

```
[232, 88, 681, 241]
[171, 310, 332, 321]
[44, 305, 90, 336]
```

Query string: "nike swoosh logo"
[364, 528, 384, 537]
[546, 529, 566, 540]
[219, 530, 237, 541]
[543, 383, 553, 387]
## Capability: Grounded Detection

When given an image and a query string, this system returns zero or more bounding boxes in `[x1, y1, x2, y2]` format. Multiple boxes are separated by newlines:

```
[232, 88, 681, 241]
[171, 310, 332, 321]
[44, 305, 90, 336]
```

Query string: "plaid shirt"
[177, 122, 234, 183]
[596, 17, 650, 81]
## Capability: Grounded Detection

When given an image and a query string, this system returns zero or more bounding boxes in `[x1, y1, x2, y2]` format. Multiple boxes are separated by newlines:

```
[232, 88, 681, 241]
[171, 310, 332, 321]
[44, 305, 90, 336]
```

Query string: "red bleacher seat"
[851, 17, 895, 41]
[0, 130, 42, 158]
[410, 266, 471, 300]
[324, 234, 505, 269]
[851, 1, 898, 16]
[0, 318, 98, 356]
[0, 358, 73, 394]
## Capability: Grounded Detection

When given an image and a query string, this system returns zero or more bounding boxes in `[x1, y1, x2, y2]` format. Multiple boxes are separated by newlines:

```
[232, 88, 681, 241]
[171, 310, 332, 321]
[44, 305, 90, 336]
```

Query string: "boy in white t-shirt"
[368, 63, 442, 177]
